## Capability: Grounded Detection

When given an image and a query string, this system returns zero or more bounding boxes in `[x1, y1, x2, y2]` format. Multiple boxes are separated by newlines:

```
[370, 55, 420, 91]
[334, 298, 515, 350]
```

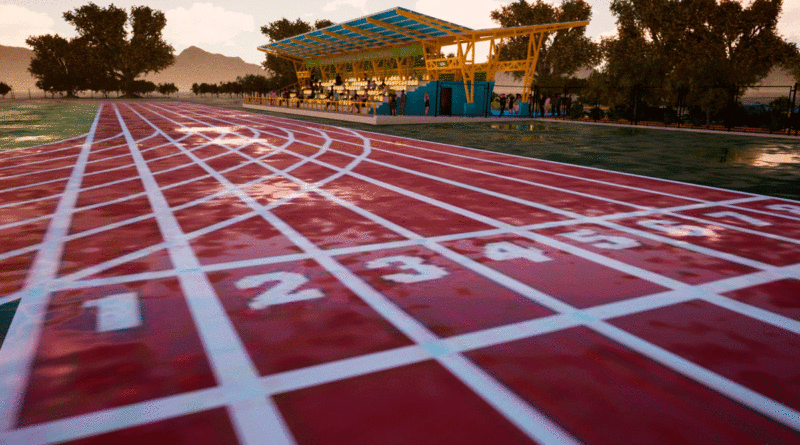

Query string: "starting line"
[1, 102, 799, 444]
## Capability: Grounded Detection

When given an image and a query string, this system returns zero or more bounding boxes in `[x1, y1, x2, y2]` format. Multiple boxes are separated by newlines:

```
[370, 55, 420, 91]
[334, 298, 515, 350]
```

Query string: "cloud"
[165, 3, 255, 48]
[0, 4, 56, 47]
[778, 2, 800, 44]
[323, 0, 369, 13]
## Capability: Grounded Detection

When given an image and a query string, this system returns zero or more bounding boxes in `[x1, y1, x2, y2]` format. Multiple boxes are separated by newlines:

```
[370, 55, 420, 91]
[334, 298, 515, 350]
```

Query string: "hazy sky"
[1, 0, 798, 66]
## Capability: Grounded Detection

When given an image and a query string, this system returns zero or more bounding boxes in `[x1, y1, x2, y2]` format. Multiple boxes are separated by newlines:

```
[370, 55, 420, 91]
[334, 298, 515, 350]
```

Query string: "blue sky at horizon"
[1, 0, 798, 66]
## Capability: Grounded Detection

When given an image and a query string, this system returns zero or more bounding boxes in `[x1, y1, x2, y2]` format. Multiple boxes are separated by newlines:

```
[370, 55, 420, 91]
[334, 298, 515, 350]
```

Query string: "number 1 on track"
[83, 292, 143, 333]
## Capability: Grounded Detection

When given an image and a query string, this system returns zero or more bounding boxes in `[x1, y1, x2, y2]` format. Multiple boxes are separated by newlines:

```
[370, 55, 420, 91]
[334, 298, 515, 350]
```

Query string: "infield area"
[1, 102, 799, 444]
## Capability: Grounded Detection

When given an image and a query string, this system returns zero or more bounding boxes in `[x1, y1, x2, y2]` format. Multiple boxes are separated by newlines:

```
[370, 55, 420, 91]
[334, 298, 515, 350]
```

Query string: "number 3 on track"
[367, 255, 448, 283]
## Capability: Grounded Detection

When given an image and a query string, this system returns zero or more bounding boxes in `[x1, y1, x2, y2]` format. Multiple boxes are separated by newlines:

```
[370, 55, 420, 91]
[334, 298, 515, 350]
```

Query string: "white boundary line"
[201, 102, 773, 199]
[4, 103, 799, 443]
[168, 103, 800, 428]
[161, 103, 800, 435]
[174, 104, 790, 271]
[113, 105, 296, 445]
[0, 104, 104, 431]
[135, 102, 585, 445]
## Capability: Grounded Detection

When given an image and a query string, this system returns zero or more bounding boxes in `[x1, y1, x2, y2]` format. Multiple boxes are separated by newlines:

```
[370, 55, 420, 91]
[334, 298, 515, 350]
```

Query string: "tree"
[157, 82, 179, 96]
[601, 0, 798, 124]
[0, 82, 11, 98]
[191, 83, 201, 96]
[63, 3, 174, 97]
[130, 80, 157, 96]
[260, 18, 334, 88]
[490, 0, 599, 87]
[26, 35, 92, 97]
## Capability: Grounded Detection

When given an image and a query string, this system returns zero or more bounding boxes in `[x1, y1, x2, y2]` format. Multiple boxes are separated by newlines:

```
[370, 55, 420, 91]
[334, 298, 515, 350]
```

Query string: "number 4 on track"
[483, 242, 552, 262]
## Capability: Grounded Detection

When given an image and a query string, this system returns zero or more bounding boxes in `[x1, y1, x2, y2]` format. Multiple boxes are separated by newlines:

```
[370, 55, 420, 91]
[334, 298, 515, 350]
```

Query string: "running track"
[1, 102, 800, 444]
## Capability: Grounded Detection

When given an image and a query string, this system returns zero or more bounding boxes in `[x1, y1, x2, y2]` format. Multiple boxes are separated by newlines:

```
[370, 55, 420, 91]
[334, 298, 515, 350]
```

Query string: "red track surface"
[1, 102, 799, 444]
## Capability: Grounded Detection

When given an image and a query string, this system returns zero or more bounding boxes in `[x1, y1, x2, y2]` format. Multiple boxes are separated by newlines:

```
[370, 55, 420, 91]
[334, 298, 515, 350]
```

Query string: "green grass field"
[0, 101, 99, 151]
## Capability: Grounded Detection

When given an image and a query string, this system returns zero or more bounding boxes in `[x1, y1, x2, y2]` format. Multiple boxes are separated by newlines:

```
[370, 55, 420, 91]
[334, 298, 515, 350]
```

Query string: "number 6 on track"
[366, 255, 448, 283]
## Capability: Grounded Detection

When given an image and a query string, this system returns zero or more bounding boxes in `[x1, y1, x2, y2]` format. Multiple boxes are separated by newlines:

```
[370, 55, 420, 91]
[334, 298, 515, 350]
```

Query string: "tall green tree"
[261, 18, 334, 88]
[26, 35, 92, 97]
[490, 0, 599, 87]
[601, 0, 798, 122]
[63, 3, 174, 97]
[157, 82, 179, 96]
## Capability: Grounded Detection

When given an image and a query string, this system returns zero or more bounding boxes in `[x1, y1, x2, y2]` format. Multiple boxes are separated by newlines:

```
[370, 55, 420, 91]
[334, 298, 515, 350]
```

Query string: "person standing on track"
[424, 91, 430, 116]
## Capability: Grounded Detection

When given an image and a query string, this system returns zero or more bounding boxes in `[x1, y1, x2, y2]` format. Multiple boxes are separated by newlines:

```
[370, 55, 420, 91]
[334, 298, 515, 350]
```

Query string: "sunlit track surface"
[2, 102, 800, 444]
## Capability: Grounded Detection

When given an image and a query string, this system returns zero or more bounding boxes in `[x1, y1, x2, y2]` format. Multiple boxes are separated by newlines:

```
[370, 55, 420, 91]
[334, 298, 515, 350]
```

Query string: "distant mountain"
[0, 44, 35, 93]
[144, 46, 267, 91]
[0, 44, 268, 94]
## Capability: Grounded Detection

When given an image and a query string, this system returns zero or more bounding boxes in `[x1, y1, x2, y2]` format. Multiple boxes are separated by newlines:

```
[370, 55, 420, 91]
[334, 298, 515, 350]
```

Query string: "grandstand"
[244, 7, 588, 123]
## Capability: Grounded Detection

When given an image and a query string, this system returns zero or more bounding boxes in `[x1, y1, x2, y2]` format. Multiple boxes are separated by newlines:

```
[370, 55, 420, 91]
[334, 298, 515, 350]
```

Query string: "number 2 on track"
[236, 272, 324, 310]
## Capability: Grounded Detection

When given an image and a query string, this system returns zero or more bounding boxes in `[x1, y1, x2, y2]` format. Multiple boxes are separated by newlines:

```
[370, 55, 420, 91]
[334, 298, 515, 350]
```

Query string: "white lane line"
[2, 387, 227, 445]
[4, 264, 798, 441]
[700, 264, 800, 294]
[156, 101, 592, 444]
[177, 105, 650, 212]
[114, 105, 296, 445]
[198, 105, 800, 430]
[597, 221, 777, 270]
[143, 103, 584, 445]
[0, 177, 70, 194]
[662, 212, 800, 245]
[178, 104, 794, 283]
[590, 321, 800, 431]
[173, 105, 789, 271]
[344, 121, 764, 199]
[0, 164, 74, 179]
[728, 204, 800, 222]
[0, 104, 104, 431]
[0, 135, 91, 160]
[201, 103, 751, 202]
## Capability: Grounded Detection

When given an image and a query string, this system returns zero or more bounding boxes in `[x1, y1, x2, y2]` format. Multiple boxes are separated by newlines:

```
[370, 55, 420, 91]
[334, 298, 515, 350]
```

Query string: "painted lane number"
[559, 229, 641, 250]
[366, 255, 448, 283]
[637, 219, 714, 237]
[483, 241, 552, 262]
[704, 211, 770, 227]
[236, 272, 324, 309]
[83, 292, 143, 333]
[766, 204, 800, 216]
